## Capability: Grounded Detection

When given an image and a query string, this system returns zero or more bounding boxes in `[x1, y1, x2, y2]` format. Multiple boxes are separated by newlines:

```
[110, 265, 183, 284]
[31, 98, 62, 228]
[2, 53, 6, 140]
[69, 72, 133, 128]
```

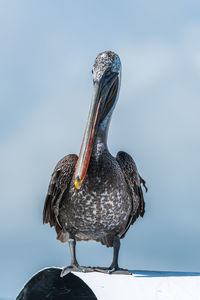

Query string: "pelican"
[43, 51, 147, 275]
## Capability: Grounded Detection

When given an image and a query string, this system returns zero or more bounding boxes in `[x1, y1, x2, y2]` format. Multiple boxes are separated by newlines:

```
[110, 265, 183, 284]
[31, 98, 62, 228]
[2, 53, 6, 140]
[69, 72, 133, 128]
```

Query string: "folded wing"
[43, 154, 78, 238]
[116, 151, 147, 239]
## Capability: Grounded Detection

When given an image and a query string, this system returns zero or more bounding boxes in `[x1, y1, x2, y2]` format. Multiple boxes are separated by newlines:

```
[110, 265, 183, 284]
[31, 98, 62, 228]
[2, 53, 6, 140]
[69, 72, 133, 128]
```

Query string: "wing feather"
[43, 154, 78, 231]
[116, 151, 147, 239]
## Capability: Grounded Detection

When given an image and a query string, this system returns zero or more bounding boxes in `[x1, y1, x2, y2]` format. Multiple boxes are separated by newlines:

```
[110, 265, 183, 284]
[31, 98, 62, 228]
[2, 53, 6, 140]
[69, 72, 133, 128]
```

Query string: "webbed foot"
[94, 266, 131, 275]
[107, 267, 131, 275]
[60, 264, 94, 277]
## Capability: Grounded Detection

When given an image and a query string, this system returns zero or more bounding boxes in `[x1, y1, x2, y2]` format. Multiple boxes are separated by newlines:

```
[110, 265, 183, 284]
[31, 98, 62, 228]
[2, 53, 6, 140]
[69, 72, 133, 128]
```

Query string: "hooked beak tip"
[74, 178, 81, 190]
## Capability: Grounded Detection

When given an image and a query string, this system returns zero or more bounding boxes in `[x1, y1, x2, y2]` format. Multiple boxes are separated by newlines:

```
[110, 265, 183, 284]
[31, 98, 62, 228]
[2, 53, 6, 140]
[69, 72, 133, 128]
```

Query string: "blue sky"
[1, 0, 200, 298]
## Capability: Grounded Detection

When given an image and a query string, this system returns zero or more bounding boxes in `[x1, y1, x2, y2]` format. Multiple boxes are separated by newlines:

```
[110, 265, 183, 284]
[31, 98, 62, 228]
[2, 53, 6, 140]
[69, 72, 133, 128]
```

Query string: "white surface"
[74, 270, 200, 300]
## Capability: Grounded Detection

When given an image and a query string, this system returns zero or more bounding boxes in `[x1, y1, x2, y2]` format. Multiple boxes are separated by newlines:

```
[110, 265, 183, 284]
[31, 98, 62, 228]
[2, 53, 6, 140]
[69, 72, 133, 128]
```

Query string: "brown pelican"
[43, 51, 147, 275]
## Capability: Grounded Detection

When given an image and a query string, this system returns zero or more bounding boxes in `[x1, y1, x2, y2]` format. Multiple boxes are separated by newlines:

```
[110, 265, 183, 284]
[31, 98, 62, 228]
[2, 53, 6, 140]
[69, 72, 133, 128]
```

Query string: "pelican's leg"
[94, 236, 131, 275]
[61, 234, 93, 277]
[68, 237, 79, 267]
[108, 235, 120, 271]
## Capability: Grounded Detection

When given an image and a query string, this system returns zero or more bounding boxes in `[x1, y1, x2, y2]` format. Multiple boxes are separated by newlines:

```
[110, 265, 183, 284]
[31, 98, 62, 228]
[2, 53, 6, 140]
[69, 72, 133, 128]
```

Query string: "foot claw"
[108, 268, 115, 274]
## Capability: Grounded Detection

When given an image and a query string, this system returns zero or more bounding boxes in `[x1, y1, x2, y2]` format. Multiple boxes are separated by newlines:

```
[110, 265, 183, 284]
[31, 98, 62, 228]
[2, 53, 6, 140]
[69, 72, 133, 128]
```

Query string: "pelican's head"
[92, 51, 121, 83]
[74, 51, 121, 189]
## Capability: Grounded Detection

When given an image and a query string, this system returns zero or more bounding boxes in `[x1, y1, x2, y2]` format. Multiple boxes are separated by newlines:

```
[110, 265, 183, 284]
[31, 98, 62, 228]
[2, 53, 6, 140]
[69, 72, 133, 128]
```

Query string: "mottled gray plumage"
[43, 150, 147, 247]
[43, 51, 147, 273]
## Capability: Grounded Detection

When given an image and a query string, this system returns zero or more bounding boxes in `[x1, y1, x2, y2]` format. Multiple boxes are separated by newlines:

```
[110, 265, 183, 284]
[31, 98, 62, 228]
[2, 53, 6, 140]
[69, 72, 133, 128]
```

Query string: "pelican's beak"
[74, 72, 118, 189]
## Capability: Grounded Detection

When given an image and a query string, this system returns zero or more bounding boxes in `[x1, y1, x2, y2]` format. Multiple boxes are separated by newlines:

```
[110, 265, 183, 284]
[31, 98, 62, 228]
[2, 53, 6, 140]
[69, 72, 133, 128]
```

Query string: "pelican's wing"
[43, 154, 78, 231]
[116, 151, 147, 239]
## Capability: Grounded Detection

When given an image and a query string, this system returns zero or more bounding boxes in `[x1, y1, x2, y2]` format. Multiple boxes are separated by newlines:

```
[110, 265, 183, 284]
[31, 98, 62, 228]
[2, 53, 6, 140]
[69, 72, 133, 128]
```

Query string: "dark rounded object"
[16, 267, 97, 300]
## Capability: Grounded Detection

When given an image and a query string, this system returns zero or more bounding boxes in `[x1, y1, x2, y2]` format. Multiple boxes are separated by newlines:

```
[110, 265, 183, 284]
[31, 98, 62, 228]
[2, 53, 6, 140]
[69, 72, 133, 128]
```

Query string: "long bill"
[74, 82, 101, 189]
[74, 72, 118, 190]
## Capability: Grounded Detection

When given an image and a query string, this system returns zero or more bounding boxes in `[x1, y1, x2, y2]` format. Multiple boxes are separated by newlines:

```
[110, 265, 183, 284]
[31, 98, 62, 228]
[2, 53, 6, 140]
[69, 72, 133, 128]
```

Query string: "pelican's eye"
[105, 69, 111, 76]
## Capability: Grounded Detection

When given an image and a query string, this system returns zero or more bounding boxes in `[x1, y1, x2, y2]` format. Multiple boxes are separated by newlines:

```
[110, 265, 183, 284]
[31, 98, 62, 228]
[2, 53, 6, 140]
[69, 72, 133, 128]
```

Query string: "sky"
[1, 0, 200, 298]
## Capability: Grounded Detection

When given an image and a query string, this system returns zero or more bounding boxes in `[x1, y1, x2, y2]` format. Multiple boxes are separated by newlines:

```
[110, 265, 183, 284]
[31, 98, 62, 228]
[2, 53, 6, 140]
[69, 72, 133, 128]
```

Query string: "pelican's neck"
[91, 73, 121, 160]
[91, 114, 112, 159]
